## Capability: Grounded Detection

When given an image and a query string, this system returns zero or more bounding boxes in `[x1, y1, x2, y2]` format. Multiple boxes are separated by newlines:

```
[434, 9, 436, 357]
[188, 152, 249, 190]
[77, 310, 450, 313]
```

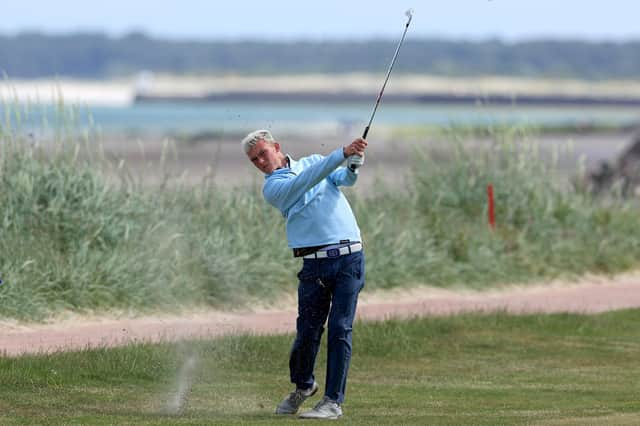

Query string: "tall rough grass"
[357, 126, 640, 288]
[0, 100, 301, 320]
[1, 102, 640, 321]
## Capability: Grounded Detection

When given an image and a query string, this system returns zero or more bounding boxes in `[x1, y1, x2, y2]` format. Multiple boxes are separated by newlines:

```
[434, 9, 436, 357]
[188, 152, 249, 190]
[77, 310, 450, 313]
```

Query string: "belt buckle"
[326, 248, 340, 258]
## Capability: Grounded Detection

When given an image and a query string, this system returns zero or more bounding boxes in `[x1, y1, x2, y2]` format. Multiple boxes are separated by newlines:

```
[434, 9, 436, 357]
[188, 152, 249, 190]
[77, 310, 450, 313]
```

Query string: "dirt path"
[1, 273, 639, 357]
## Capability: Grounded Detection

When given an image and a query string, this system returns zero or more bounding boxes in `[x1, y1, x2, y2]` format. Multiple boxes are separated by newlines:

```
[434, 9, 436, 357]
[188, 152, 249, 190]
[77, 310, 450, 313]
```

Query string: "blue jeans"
[289, 251, 365, 404]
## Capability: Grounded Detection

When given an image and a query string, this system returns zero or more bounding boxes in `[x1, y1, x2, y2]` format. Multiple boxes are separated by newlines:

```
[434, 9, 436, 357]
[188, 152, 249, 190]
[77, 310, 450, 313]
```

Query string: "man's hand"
[343, 138, 368, 172]
[343, 138, 368, 158]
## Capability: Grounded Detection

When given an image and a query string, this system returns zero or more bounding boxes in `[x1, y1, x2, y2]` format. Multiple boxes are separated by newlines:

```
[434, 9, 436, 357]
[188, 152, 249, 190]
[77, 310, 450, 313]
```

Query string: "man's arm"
[328, 166, 358, 187]
[329, 137, 367, 187]
[263, 138, 368, 212]
[263, 147, 346, 212]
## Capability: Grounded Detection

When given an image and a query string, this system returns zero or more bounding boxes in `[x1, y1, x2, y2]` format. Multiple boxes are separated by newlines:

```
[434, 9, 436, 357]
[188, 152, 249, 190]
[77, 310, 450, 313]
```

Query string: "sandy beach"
[5, 74, 640, 107]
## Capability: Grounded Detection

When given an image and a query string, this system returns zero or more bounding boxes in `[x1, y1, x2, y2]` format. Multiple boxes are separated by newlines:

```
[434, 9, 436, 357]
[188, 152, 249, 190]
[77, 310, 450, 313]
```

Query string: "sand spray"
[162, 346, 200, 415]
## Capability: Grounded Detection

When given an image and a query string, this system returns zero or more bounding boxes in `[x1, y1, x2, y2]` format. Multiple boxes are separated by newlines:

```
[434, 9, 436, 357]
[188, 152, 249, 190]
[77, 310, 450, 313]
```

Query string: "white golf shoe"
[275, 381, 319, 414]
[298, 396, 343, 419]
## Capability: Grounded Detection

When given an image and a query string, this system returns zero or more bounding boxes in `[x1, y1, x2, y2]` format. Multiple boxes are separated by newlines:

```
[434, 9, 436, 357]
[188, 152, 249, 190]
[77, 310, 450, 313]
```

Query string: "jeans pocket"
[297, 260, 317, 282]
[340, 252, 365, 289]
[351, 252, 365, 279]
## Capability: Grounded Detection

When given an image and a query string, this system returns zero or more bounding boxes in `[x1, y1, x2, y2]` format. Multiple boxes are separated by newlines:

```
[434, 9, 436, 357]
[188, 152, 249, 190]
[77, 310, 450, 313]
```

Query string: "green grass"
[1, 310, 640, 425]
[2, 101, 640, 321]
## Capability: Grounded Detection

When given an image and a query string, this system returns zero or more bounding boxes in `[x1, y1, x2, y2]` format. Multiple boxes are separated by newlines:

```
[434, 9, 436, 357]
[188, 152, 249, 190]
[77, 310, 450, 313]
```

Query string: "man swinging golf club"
[242, 129, 367, 419]
[243, 10, 412, 419]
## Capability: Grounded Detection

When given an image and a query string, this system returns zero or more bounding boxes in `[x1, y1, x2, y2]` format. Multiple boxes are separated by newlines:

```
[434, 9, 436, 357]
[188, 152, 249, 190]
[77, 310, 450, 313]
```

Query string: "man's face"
[247, 139, 282, 174]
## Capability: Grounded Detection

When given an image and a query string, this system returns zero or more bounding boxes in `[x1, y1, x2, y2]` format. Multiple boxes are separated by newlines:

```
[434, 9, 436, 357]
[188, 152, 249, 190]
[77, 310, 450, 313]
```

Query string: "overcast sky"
[2, 0, 639, 42]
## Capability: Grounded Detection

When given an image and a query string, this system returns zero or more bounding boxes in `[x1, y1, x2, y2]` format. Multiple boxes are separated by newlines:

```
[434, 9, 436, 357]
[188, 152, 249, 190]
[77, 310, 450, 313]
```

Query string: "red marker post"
[487, 184, 496, 230]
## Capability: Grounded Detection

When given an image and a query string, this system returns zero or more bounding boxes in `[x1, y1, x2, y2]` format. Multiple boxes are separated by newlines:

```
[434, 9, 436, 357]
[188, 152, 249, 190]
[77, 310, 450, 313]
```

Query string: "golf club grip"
[348, 126, 371, 171]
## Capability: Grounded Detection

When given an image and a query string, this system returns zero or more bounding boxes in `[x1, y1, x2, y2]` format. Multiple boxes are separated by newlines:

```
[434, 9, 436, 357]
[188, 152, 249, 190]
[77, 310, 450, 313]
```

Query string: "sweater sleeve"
[263, 147, 346, 212]
[328, 166, 358, 187]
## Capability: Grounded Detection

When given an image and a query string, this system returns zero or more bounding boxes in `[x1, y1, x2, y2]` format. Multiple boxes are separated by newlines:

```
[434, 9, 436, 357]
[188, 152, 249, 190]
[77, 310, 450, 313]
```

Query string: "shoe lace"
[288, 389, 308, 405]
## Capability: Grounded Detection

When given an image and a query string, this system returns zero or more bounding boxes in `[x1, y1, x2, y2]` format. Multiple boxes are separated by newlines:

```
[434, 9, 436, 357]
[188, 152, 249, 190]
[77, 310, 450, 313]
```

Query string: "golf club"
[349, 8, 413, 172]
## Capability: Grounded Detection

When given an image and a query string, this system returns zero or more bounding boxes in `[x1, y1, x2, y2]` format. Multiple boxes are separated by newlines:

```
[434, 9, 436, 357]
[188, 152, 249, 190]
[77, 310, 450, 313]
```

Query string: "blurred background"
[1, 0, 640, 188]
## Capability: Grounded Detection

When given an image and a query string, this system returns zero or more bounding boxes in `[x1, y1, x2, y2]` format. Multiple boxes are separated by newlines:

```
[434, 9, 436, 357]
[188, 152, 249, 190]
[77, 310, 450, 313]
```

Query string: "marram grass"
[1, 101, 640, 320]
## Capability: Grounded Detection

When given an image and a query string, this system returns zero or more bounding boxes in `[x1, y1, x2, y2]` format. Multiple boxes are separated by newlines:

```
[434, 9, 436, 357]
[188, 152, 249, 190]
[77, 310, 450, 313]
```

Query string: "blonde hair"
[241, 129, 275, 154]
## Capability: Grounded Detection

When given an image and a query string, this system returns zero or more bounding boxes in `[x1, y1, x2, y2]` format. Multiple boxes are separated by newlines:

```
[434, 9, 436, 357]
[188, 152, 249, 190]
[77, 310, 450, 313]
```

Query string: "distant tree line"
[1, 32, 639, 80]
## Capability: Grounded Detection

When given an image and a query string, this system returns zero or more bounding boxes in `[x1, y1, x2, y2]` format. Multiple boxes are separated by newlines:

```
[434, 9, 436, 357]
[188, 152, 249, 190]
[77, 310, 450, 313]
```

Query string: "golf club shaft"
[350, 11, 412, 172]
[363, 17, 411, 140]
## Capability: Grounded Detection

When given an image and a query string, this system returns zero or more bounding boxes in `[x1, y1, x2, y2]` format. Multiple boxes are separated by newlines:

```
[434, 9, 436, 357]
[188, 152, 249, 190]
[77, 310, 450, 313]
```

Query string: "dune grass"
[1, 310, 639, 424]
[2, 102, 640, 320]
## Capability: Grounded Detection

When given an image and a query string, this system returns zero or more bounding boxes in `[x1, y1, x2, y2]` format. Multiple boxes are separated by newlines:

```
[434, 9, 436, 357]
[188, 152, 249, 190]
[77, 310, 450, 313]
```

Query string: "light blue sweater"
[263, 147, 362, 248]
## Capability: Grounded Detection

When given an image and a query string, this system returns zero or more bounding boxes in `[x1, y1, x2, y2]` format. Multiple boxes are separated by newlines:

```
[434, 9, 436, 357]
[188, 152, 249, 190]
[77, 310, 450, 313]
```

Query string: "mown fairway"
[1, 310, 639, 425]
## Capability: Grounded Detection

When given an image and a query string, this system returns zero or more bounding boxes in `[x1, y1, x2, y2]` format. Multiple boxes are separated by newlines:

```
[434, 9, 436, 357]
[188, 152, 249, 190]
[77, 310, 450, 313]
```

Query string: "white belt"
[303, 242, 363, 259]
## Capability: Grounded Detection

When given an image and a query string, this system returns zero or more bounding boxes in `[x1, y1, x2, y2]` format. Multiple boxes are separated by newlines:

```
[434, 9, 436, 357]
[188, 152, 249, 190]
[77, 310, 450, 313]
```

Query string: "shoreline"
[4, 74, 640, 107]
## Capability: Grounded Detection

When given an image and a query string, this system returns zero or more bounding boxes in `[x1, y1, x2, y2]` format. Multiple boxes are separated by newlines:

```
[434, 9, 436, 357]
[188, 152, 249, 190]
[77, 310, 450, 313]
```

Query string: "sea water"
[2, 101, 637, 135]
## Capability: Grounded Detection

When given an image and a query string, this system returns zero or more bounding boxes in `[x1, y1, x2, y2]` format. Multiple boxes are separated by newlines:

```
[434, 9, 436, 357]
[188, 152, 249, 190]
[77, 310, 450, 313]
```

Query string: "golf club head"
[405, 8, 414, 25]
